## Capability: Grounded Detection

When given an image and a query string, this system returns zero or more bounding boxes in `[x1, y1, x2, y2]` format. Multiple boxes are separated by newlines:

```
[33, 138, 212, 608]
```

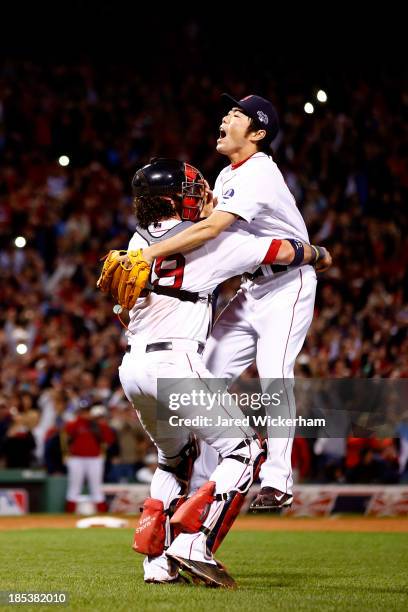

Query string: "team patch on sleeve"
[222, 188, 235, 199]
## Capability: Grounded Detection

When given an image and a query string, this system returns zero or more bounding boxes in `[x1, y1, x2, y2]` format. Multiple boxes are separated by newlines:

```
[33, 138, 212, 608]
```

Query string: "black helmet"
[132, 158, 206, 222]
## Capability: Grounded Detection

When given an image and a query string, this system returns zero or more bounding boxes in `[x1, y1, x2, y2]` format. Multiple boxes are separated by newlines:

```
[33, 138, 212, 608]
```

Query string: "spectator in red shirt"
[63, 404, 115, 513]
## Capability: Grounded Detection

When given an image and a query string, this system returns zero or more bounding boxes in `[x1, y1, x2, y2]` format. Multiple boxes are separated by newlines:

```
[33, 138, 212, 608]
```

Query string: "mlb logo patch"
[223, 188, 235, 199]
[0, 489, 29, 515]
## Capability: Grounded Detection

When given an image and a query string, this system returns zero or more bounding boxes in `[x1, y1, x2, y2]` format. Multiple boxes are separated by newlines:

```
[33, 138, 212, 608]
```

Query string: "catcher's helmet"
[132, 158, 206, 222]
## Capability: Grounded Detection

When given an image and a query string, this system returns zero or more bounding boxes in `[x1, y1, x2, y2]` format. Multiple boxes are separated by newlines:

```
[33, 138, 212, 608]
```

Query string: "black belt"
[146, 285, 213, 303]
[126, 342, 205, 355]
[249, 264, 289, 280]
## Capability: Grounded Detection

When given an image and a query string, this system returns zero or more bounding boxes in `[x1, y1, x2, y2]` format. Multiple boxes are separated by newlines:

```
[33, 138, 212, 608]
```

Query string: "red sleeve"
[262, 239, 282, 264]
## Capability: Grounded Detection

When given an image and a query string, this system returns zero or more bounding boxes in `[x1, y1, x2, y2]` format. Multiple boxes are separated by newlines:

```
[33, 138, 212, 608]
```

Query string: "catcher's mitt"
[96, 249, 151, 310]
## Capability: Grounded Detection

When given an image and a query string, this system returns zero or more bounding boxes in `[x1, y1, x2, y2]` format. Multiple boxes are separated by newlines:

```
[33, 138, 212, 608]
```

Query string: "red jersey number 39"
[151, 255, 186, 289]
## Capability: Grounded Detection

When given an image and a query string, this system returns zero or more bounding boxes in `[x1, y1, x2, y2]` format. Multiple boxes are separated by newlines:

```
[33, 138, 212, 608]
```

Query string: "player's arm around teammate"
[140, 180, 331, 270]
[142, 205, 331, 270]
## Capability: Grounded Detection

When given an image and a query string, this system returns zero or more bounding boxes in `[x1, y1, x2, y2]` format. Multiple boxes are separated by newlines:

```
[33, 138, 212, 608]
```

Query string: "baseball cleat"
[144, 573, 190, 585]
[166, 554, 237, 589]
[250, 487, 293, 511]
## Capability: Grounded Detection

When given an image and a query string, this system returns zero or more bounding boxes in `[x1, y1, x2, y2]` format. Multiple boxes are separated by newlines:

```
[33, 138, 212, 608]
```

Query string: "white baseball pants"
[66, 456, 105, 503]
[119, 340, 258, 579]
[201, 266, 317, 494]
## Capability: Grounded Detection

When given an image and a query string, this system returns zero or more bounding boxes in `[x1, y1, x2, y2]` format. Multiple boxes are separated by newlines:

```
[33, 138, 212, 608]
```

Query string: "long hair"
[133, 195, 179, 229]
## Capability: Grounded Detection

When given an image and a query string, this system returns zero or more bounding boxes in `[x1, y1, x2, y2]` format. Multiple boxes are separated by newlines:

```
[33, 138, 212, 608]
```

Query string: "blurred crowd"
[0, 57, 407, 485]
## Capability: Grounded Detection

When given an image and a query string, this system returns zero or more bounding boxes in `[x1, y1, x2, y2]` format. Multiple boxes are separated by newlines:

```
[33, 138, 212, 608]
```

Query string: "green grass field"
[0, 528, 407, 611]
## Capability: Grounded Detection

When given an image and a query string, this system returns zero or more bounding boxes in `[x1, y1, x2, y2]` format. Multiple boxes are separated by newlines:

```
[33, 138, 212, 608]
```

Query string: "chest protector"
[135, 221, 212, 304]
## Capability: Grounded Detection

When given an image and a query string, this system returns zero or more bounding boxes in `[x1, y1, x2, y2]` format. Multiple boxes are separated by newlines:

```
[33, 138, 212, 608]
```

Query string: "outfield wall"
[1, 470, 407, 516]
[102, 483, 408, 517]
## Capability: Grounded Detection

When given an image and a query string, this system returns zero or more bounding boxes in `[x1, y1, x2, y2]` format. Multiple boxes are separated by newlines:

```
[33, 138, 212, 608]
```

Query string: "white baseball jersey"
[214, 152, 309, 244]
[126, 219, 279, 345]
[194, 152, 318, 496]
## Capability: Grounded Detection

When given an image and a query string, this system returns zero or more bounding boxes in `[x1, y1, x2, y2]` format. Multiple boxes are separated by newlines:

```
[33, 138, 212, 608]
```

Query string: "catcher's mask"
[132, 158, 206, 222]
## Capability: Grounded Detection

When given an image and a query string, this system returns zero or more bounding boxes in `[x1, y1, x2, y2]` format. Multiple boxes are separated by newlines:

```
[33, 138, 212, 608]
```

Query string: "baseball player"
[141, 95, 331, 511]
[64, 404, 115, 513]
[116, 158, 326, 587]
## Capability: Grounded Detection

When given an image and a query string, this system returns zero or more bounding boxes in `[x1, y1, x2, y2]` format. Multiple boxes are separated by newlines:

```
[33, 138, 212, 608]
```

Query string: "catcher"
[97, 158, 330, 588]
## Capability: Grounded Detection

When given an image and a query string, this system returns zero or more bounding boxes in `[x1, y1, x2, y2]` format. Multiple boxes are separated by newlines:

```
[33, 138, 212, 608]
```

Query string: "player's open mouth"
[218, 128, 227, 140]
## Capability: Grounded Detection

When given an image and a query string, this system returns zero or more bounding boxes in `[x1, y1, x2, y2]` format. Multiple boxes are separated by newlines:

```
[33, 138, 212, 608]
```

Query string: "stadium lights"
[16, 343, 28, 355]
[58, 155, 70, 167]
[15, 236, 27, 248]
[317, 89, 328, 103]
[304, 102, 314, 114]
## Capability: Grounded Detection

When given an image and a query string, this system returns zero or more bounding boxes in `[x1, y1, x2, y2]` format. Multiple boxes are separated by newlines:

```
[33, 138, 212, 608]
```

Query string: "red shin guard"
[210, 492, 245, 552]
[170, 481, 215, 533]
[209, 444, 266, 552]
[133, 498, 166, 556]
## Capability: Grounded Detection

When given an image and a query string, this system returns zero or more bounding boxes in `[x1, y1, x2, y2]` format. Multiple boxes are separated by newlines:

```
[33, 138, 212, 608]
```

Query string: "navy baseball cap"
[221, 93, 280, 142]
